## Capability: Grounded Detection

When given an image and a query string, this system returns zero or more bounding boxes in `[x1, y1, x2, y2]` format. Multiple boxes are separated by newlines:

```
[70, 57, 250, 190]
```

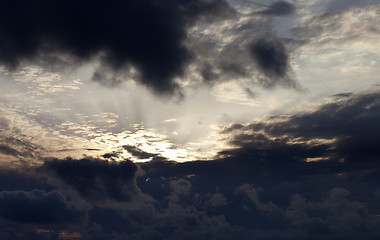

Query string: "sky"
[0, 0, 380, 239]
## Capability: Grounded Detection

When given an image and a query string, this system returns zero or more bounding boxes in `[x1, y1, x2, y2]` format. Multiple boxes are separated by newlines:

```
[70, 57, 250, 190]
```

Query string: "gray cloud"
[291, 4, 380, 48]
[188, 20, 299, 89]
[291, 11, 345, 40]
[259, 1, 296, 16]
[249, 36, 294, 87]
[205, 193, 228, 208]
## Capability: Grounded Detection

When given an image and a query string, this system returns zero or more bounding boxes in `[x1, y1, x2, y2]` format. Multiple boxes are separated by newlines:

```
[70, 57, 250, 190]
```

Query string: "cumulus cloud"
[168, 178, 192, 202]
[205, 193, 228, 208]
[237, 184, 282, 213]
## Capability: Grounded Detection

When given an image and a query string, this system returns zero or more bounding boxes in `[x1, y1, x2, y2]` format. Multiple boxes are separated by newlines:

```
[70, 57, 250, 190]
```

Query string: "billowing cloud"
[0, 0, 235, 95]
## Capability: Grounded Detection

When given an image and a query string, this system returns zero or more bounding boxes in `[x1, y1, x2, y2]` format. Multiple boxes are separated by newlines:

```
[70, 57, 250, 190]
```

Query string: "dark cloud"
[0, 189, 86, 224]
[0, 0, 235, 95]
[101, 152, 118, 159]
[259, 1, 296, 16]
[199, 60, 247, 83]
[249, 37, 290, 81]
[219, 132, 329, 165]
[332, 92, 353, 98]
[123, 145, 167, 161]
[200, 62, 220, 82]
[221, 92, 380, 164]
[1, 140, 380, 239]
[40, 158, 140, 203]
[0, 170, 54, 192]
[136, 158, 380, 239]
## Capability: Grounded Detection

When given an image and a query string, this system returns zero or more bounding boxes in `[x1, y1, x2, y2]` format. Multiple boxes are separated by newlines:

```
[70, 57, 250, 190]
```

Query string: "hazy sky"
[1, 0, 380, 239]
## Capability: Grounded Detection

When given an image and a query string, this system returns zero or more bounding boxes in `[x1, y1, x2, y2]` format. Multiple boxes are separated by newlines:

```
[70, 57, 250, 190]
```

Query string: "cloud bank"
[1, 92, 380, 239]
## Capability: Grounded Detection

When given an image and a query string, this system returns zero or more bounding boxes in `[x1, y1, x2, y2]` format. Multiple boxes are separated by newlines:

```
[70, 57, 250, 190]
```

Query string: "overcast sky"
[1, 0, 380, 239]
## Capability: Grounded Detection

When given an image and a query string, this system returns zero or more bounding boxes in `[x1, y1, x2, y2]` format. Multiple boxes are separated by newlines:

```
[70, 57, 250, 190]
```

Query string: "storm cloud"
[0, 0, 235, 95]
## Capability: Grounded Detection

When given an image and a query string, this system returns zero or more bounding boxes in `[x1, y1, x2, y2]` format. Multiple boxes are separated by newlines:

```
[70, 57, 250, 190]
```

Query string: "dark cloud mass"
[249, 37, 291, 84]
[0, 189, 86, 224]
[0, 0, 235, 95]
[221, 92, 380, 164]
[41, 158, 139, 203]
